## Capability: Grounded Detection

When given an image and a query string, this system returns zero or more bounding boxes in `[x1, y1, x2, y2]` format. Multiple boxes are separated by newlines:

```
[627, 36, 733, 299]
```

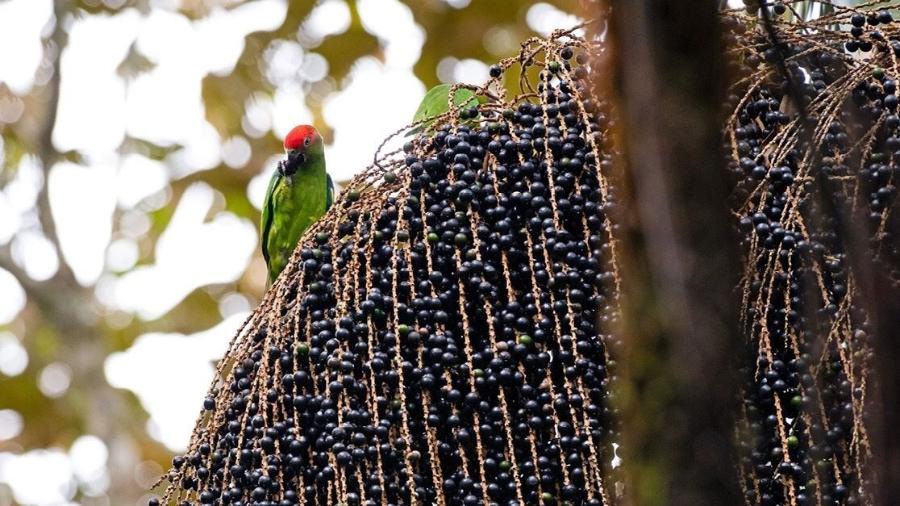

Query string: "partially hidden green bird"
[409, 83, 481, 135]
[260, 124, 333, 285]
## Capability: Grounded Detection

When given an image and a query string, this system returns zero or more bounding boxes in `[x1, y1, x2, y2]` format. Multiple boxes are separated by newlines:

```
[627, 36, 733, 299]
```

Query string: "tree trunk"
[605, 2, 744, 504]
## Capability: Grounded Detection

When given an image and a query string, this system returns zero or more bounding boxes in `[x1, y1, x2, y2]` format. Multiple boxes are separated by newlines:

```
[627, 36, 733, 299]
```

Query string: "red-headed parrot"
[260, 125, 334, 285]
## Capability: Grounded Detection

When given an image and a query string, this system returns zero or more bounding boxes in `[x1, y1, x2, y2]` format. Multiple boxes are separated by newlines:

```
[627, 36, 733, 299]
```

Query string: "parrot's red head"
[280, 125, 321, 177]
[283, 125, 319, 152]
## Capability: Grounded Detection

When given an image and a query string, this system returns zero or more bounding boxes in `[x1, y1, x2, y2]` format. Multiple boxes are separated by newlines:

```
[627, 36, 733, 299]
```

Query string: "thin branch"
[35, 0, 78, 287]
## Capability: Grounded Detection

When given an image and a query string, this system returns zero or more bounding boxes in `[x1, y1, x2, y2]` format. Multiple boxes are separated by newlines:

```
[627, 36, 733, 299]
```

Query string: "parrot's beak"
[280, 149, 306, 179]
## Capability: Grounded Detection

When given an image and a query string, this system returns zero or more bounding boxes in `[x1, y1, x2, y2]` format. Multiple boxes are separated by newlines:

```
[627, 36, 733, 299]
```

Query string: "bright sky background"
[0, 0, 581, 504]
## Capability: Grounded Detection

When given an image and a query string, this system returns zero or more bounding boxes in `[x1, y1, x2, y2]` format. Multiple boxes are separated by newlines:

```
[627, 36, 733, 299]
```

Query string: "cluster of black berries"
[845, 10, 894, 53]
[156, 42, 622, 506]
[724, 11, 896, 506]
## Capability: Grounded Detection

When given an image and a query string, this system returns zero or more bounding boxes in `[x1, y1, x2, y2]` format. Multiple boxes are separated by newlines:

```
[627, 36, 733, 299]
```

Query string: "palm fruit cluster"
[152, 4, 899, 505]
[154, 29, 622, 506]
[723, 4, 898, 506]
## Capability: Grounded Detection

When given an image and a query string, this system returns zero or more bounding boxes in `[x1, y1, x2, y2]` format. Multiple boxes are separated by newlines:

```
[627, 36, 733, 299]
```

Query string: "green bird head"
[279, 124, 324, 179]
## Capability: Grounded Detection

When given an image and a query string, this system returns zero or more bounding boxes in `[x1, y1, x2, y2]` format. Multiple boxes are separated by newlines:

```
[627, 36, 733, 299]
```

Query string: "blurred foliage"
[0, 0, 571, 503]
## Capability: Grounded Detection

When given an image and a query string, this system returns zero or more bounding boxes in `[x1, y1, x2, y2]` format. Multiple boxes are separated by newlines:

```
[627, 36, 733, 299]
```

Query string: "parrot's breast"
[265, 162, 328, 283]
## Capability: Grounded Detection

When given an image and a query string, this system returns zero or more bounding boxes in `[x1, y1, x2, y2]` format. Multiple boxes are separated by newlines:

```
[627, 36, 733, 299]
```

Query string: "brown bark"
[605, 1, 743, 505]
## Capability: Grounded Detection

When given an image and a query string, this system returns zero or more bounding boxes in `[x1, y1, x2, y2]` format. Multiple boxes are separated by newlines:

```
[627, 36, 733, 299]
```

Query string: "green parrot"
[410, 83, 480, 134]
[260, 124, 334, 285]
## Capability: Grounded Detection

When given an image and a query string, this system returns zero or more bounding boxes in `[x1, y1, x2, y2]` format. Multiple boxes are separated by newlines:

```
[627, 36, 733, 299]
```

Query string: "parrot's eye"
[304, 137, 311, 147]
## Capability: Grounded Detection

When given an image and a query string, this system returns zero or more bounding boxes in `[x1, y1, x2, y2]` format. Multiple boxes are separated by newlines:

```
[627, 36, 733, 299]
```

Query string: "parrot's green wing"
[326, 174, 334, 209]
[409, 84, 484, 135]
[412, 84, 464, 123]
[260, 171, 281, 267]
